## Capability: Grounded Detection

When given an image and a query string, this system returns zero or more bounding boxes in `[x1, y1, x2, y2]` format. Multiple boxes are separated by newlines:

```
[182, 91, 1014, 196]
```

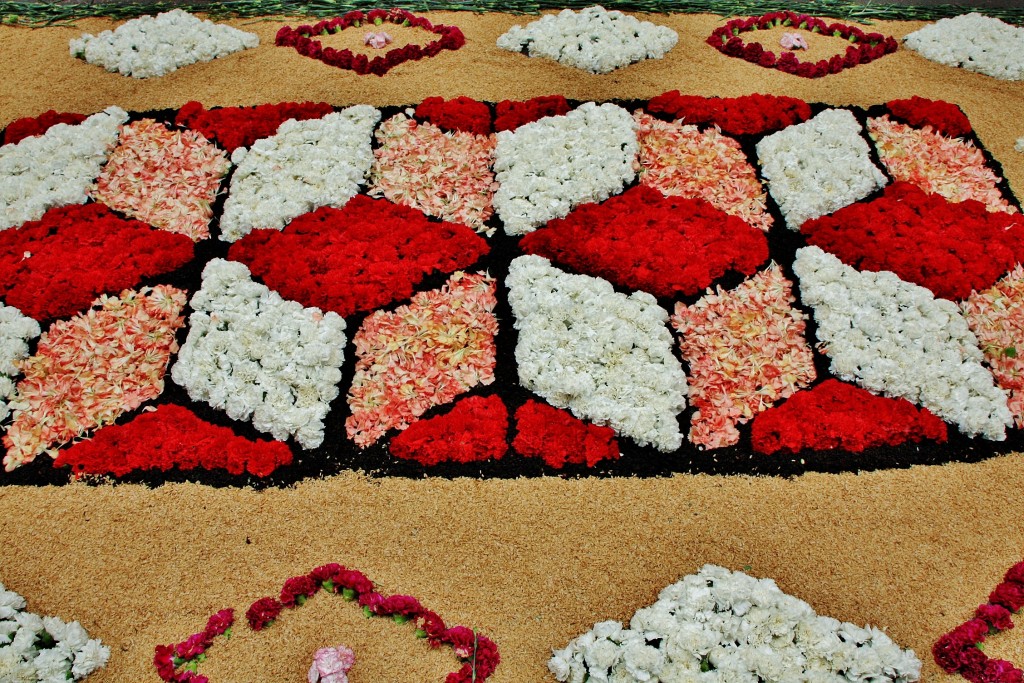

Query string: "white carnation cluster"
[903, 13, 1024, 80]
[1016, 136, 1024, 153]
[755, 108, 888, 230]
[493, 102, 638, 235]
[496, 5, 678, 74]
[220, 105, 380, 242]
[170, 259, 347, 449]
[69, 10, 259, 78]
[794, 246, 1012, 440]
[506, 255, 687, 451]
[0, 106, 127, 231]
[0, 304, 40, 423]
[549, 565, 922, 683]
[0, 581, 111, 682]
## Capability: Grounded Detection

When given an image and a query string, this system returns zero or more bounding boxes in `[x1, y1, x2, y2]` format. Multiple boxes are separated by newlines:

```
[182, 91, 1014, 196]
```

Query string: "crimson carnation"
[309, 563, 344, 587]
[512, 400, 619, 469]
[203, 609, 234, 637]
[228, 195, 489, 318]
[415, 96, 492, 135]
[2, 109, 87, 145]
[0, 203, 194, 322]
[175, 100, 333, 152]
[174, 633, 209, 660]
[335, 569, 374, 596]
[246, 597, 283, 631]
[1005, 561, 1024, 585]
[280, 575, 319, 607]
[976, 603, 1014, 631]
[418, 610, 448, 645]
[494, 95, 570, 132]
[520, 185, 768, 299]
[379, 594, 424, 618]
[886, 96, 972, 138]
[751, 380, 947, 455]
[802, 182, 1024, 301]
[990, 581, 1024, 612]
[153, 644, 177, 681]
[52, 404, 293, 478]
[983, 660, 1024, 683]
[389, 395, 508, 466]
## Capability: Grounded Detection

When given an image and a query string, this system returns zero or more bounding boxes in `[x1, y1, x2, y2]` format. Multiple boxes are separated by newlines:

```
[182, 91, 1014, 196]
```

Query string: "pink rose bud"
[308, 645, 355, 683]
[364, 31, 392, 49]
[780, 32, 809, 50]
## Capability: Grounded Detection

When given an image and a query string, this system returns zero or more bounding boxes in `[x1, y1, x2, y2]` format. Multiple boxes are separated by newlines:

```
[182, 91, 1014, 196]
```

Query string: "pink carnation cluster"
[92, 119, 230, 241]
[671, 265, 816, 449]
[346, 272, 499, 447]
[868, 115, 1016, 214]
[369, 114, 497, 234]
[634, 111, 771, 232]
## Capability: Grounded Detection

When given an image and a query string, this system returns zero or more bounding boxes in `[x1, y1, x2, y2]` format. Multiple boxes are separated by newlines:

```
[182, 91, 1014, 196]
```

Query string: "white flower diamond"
[904, 13, 1024, 81]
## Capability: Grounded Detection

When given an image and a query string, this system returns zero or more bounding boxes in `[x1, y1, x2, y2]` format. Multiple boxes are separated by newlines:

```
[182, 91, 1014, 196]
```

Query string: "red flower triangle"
[389, 395, 508, 466]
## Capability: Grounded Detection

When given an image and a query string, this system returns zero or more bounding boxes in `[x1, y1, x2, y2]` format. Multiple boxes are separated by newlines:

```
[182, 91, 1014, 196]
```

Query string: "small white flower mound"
[497, 5, 678, 74]
[219, 105, 380, 242]
[0, 580, 111, 681]
[0, 106, 127, 231]
[170, 259, 347, 449]
[0, 304, 40, 423]
[69, 9, 259, 79]
[756, 108, 888, 230]
[794, 246, 1012, 440]
[1016, 136, 1024, 153]
[903, 13, 1024, 80]
[506, 255, 688, 451]
[493, 102, 638, 236]
[550, 565, 922, 683]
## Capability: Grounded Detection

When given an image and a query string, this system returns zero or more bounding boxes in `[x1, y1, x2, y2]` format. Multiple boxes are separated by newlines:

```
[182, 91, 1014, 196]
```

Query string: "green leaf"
[196, 654, 207, 663]
[172, 657, 185, 667]
[297, 595, 307, 607]
[743, 565, 752, 571]
[374, 16, 383, 25]
[1005, 347, 1018, 358]
[342, 588, 357, 601]
[224, 627, 232, 640]
[415, 629, 428, 639]
[363, 606, 372, 618]
[393, 614, 411, 624]
[322, 580, 335, 592]
[184, 661, 199, 673]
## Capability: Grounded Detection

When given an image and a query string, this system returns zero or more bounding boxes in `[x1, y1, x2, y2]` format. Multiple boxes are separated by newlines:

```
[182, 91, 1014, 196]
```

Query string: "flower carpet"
[3, 7, 1024, 683]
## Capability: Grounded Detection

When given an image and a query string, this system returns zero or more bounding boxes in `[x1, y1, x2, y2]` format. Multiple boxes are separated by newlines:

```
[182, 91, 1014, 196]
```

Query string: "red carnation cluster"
[174, 100, 334, 152]
[512, 400, 619, 469]
[934, 560, 1024, 683]
[275, 9, 465, 76]
[243, 563, 500, 681]
[228, 194, 489, 318]
[708, 11, 898, 79]
[53, 404, 293, 478]
[389, 395, 508, 466]
[646, 91, 811, 136]
[802, 182, 1024, 301]
[154, 608, 234, 683]
[0, 203, 194, 322]
[886, 96, 971, 139]
[750, 380, 947, 455]
[2, 109, 87, 145]
[520, 185, 768, 299]
[415, 96, 492, 135]
[494, 95, 571, 132]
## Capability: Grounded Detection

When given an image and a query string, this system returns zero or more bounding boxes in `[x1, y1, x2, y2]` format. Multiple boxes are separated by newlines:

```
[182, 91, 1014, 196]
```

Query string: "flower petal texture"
[0, 106, 127, 231]
[346, 271, 498, 448]
[520, 185, 768, 299]
[756, 108, 887, 229]
[512, 399, 619, 468]
[507, 255, 687, 452]
[634, 111, 772, 232]
[793, 245, 1012, 440]
[175, 100, 335, 153]
[219, 105, 381, 242]
[368, 113, 497, 234]
[170, 259, 347, 449]
[549, 564, 921, 683]
[93, 119, 230, 240]
[493, 102, 638, 235]
[389, 394, 508, 466]
[228, 194, 489, 318]
[497, 6, 678, 74]
[69, 9, 259, 78]
[671, 264, 816, 449]
[3, 285, 187, 471]
[0, 304, 40, 424]
[903, 13, 1024, 80]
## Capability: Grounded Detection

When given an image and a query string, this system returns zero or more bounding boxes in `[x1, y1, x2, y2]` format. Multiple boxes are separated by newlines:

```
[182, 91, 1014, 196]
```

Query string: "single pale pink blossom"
[308, 645, 355, 683]
[780, 32, 808, 50]
[364, 31, 392, 49]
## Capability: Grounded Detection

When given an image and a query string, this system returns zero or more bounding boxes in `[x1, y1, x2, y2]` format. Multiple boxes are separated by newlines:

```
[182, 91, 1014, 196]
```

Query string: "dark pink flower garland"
[248, 564, 500, 683]
[934, 560, 1024, 683]
[154, 609, 234, 683]
[707, 11, 898, 78]
[275, 9, 465, 76]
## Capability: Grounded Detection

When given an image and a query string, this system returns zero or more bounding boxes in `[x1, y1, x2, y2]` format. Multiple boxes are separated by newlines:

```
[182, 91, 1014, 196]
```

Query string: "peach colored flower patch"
[345, 271, 498, 447]
[93, 119, 231, 240]
[3, 285, 187, 470]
